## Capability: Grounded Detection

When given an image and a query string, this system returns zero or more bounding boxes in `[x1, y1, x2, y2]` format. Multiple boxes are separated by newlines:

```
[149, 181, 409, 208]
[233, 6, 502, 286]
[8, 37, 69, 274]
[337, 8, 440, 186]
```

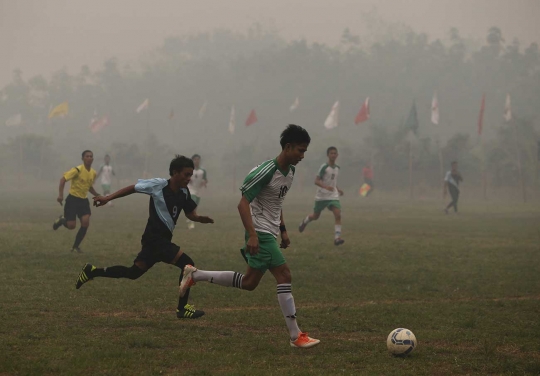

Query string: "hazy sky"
[1, 0, 539, 87]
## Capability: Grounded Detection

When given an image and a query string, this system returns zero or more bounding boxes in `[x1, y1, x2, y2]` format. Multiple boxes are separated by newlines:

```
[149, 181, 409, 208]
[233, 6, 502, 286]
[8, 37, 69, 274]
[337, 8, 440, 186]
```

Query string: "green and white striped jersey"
[188, 168, 207, 197]
[240, 159, 295, 237]
[315, 163, 340, 201]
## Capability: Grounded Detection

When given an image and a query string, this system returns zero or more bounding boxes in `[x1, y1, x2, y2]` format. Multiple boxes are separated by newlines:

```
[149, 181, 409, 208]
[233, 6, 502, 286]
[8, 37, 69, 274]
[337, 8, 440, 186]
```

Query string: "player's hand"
[197, 216, 214, 224]
[93, 195, 110, 207]
[280, 231, 291, 249]
[57, 196, 63, 206]
[338, 189, 344, 196]
[246, 235, 259, 255]
[326, 186, 335, 192]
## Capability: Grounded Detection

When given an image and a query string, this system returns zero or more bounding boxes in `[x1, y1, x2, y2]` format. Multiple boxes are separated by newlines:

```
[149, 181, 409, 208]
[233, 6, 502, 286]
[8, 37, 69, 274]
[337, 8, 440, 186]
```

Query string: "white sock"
[277, 284, 301, 340]
[192, 270, 243, 289]
[302, 215, 312, 225]
[335, 225, 342, 240]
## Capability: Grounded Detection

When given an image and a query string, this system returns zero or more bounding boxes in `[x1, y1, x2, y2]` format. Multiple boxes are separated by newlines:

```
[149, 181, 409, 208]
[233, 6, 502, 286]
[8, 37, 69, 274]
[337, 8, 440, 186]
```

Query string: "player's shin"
[192, 270, 243, 288]
[277, 284, 301, 340]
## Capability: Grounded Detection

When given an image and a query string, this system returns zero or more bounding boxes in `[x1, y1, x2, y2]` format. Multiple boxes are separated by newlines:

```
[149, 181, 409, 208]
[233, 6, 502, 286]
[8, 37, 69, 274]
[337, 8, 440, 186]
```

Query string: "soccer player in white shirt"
[179, 125, 320, 348]
[186, 154, 207, 229]
[298, 146, 345, 245]
[444, 161, 463, 214]
[96, 155, 115, 206]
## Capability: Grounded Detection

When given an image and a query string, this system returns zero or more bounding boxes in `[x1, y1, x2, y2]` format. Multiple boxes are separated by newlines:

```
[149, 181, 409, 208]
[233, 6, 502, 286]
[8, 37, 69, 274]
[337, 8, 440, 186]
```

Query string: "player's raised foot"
[444, 208, 449, 215]
[75, 263, 96, 289]
[334, 238, 345, 246]
[176, 304, 205, 319]
[70, 247, 83, 253]
[179, 265, 197, 297]
[298, 221, 307, 233]
[290, 332, 320, 348]
[53, 215, 65, 230]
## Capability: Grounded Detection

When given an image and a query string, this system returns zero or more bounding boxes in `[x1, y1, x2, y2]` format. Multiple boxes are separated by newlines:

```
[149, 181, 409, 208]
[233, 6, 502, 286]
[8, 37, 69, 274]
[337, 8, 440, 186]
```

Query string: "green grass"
[1, 192, 540, 375]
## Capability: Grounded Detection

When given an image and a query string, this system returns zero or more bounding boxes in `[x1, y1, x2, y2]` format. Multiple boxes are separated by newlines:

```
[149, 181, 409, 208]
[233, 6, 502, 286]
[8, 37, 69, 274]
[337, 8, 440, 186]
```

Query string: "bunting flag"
[229, 106, 236, 134]
[136, 98, 149, 113]
[90, 115, 110, 133]
[5, 113, 22, 127]
[169, 109, 175, 120]
[478, 94, 485, 135]
[354, 97, 370, 124]
[289, 97, 299, 112]
[245, 109, 258, 126]
[48, 102, 69, 119]
[199, 100, 208, 119]
[504, 93, 512, 122]
[431, 92, 439, 125]
[404, 101, 419, 135]
[324, 101, 339, 129]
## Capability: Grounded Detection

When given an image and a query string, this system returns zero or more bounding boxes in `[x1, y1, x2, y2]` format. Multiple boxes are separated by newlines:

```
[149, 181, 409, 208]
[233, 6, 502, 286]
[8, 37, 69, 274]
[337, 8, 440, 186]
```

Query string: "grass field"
[1, 191, 540, 375]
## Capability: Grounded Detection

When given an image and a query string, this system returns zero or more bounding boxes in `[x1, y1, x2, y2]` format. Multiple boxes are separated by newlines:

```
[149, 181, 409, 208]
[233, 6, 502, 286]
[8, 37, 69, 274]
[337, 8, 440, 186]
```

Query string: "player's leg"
[269, 263, 320, 348]
[299, 202, 324, 232]
[169, 249, 205, 319]
[330, 204, 344, 246]
[75, 260, 149, 289]
[71, 213, 90, 253]
[102, 185, 113, 206]
[54, 195, 77, 231]
[452, 188, 459, 213]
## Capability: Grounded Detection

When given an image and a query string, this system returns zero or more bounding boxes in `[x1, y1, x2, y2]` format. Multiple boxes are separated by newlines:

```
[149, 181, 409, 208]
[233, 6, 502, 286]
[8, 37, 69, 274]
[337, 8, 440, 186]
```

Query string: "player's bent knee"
[241, 277, 259, 291]
[66, 222, 76, 230]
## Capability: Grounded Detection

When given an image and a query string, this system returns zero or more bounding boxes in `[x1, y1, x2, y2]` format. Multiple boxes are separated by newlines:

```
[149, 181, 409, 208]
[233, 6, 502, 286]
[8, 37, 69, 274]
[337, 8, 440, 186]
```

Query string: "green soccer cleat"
[75, 263, 96, 289]
[176, 304, 205, 319]
[53, 215, 65, 230]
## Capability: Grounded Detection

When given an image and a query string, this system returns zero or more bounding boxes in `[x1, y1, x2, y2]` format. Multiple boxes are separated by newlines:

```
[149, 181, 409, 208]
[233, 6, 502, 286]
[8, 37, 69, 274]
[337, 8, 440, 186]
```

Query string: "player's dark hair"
[169, 155, 194, 176]
[81, 150, 93, 158]
[105, 154, 110, 158]
[327, 146, 337, 155]
[451, 161, 458, 166]
[280, 124, 311, 149]
[191, 154, 201, 160]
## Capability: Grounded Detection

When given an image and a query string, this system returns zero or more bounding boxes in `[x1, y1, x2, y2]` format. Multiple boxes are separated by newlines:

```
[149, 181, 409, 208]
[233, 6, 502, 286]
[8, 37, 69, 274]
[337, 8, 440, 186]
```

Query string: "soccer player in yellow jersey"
[53, 150, 99, 252]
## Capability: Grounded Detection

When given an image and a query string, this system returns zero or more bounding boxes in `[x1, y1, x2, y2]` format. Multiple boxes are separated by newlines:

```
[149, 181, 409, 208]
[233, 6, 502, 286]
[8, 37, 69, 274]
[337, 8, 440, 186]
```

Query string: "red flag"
[90, 115, 110, 133]
[478, 94, 485, 135]
[355, 97, 370, 124]
[245, 109, 257, 126]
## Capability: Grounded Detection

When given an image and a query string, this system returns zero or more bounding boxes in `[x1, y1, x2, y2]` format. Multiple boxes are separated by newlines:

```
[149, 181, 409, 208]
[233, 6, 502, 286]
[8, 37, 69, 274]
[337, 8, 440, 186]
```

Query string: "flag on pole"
[199, 101, 208, 119]
[404, 101, 419, 135]
[478, 94, 486, 135]
[354, 97, 370, 124]
[90, 115, 110, 133]
[289, 97, 299, 112]
[5, 113, 22, 127]
[504, 93, 512, 122]
[229, 106, 236, 134]
[48, 102, 69, 119]
[245, 109, 257, 126]
[169, 109, 175, 120]
[324, 101, 339, 129]
[431, 92, 439, 125]
[136, 98, 149, 113]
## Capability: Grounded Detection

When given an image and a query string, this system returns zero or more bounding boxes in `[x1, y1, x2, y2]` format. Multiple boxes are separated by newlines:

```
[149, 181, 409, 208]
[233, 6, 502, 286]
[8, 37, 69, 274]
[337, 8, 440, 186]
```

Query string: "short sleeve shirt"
[64, 164, 97, 199]
[315, 163, 340, 201]
[187, 168, 207, 196]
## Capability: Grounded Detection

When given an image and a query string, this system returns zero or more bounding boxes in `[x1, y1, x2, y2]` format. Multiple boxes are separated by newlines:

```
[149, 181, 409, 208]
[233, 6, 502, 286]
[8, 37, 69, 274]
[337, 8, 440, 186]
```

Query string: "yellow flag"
[48, 102, 69, 119]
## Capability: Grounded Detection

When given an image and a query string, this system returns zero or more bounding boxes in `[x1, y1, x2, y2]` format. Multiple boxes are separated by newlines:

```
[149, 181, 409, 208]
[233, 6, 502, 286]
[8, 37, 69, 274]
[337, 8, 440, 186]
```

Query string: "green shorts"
[314, 200, 341, 213]
[191, 195, 201, 206]
[101, 184, 111, 193]
[241, 231, 286, 273]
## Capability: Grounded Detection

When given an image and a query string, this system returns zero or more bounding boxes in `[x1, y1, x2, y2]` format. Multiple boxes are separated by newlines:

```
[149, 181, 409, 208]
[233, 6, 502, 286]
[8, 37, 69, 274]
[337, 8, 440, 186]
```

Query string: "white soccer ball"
[387, 328, 417, 356]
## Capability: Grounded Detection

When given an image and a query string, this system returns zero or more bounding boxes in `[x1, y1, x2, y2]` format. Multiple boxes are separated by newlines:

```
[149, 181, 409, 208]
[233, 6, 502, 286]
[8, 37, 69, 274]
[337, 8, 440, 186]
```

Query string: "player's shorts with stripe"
[313, 200, 341, 213]
[134, 239, 180, 269]
[241, 231, 286, 273]
[64, 194, 91, 221]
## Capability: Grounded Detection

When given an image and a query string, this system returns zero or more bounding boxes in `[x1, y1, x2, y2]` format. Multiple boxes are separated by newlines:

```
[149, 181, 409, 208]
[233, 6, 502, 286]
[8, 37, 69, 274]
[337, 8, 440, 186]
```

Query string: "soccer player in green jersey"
[298, 146, 345, 245]
[179, 124, 320, 348]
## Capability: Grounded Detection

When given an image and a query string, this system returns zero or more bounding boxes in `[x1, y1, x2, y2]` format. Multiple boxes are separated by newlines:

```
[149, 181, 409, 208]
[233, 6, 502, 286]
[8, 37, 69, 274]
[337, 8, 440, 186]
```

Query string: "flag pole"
[512, 118, 526, 203]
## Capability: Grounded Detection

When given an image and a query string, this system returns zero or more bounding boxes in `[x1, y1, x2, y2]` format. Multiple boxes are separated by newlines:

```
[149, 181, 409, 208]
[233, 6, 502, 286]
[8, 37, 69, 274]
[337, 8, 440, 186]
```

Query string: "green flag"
[404, 101, 419, 135]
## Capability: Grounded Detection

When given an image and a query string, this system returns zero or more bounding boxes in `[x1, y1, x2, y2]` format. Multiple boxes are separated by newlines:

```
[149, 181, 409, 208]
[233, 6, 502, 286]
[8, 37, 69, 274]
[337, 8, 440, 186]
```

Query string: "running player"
[298, 146, 344, 246]
[444, 161, 463, 214]
[186, 154, 207, 229]
[96, 154, 115, 206]
[74, 155, 214, 319]
[52, 150, 99, 253]
[179, 124, 320, 348]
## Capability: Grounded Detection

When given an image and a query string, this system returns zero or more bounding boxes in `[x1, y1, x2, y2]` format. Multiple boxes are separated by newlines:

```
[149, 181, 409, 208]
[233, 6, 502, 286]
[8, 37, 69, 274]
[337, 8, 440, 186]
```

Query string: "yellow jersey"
[64, 164, 97, 199]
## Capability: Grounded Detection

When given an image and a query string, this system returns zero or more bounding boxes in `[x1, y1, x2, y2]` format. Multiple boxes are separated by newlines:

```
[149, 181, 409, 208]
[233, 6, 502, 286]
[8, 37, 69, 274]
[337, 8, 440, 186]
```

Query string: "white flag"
[136, 98, 149, 113]
[228, 106, 235, 134]
[289, 97, 299, 112]
[324, 101, 339, 129]
[431, 92, 439, 125]
[504, 93, 512, 122]
[199, 100, 208, 119]
[5, 113, 22, 127]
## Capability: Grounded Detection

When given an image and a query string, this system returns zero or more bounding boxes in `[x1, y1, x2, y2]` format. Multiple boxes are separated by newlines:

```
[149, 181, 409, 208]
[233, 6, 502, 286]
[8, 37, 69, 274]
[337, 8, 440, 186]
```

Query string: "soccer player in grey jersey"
[180, 125, 320, 348]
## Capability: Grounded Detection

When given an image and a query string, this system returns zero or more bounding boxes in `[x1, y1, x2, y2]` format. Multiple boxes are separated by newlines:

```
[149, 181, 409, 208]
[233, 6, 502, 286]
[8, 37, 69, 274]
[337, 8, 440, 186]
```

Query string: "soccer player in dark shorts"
[74, 155, 214, 319]
[52, 150, 99, 253]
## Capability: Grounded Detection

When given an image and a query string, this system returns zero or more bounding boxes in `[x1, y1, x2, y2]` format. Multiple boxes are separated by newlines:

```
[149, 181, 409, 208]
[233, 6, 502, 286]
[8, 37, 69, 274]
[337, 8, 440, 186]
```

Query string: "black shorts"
[134, 239, 180, 269]
[64, 194, 91, 221]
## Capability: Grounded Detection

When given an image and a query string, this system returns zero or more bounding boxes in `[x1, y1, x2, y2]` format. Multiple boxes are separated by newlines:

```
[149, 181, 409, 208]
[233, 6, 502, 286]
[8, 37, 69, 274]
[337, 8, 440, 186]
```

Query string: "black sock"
[92, 265, 146, 280]
[175, 253, 195, 310]
[73, 227, 88, 248]
[61, 217, 68, 228]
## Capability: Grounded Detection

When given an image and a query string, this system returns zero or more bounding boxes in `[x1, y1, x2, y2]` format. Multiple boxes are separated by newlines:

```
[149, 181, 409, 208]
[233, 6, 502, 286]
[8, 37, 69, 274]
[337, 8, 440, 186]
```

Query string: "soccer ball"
[387, 328, 417, 356]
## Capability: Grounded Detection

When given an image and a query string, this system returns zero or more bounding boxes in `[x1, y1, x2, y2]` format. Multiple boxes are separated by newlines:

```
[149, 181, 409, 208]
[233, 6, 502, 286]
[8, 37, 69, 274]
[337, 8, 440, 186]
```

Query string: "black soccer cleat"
[75, 263, 95, 289]
[334, 238, 345, 246]
[176, 304, 205, 319]
[53, 215, 65, 230]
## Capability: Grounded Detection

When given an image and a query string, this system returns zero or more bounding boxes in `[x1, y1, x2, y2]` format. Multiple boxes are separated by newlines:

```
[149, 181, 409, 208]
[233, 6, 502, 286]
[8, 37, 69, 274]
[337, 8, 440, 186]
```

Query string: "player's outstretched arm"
[93, 184, 136, 207]
[57, 177, 67, 206]
[185, 210, 214, 224]
[89, 186, 99, 197]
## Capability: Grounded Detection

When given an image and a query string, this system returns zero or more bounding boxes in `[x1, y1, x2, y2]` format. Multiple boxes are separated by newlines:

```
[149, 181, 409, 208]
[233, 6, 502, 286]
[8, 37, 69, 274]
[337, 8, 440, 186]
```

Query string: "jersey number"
[278, 186, 288, 199]
[172, 206, 178, 218]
